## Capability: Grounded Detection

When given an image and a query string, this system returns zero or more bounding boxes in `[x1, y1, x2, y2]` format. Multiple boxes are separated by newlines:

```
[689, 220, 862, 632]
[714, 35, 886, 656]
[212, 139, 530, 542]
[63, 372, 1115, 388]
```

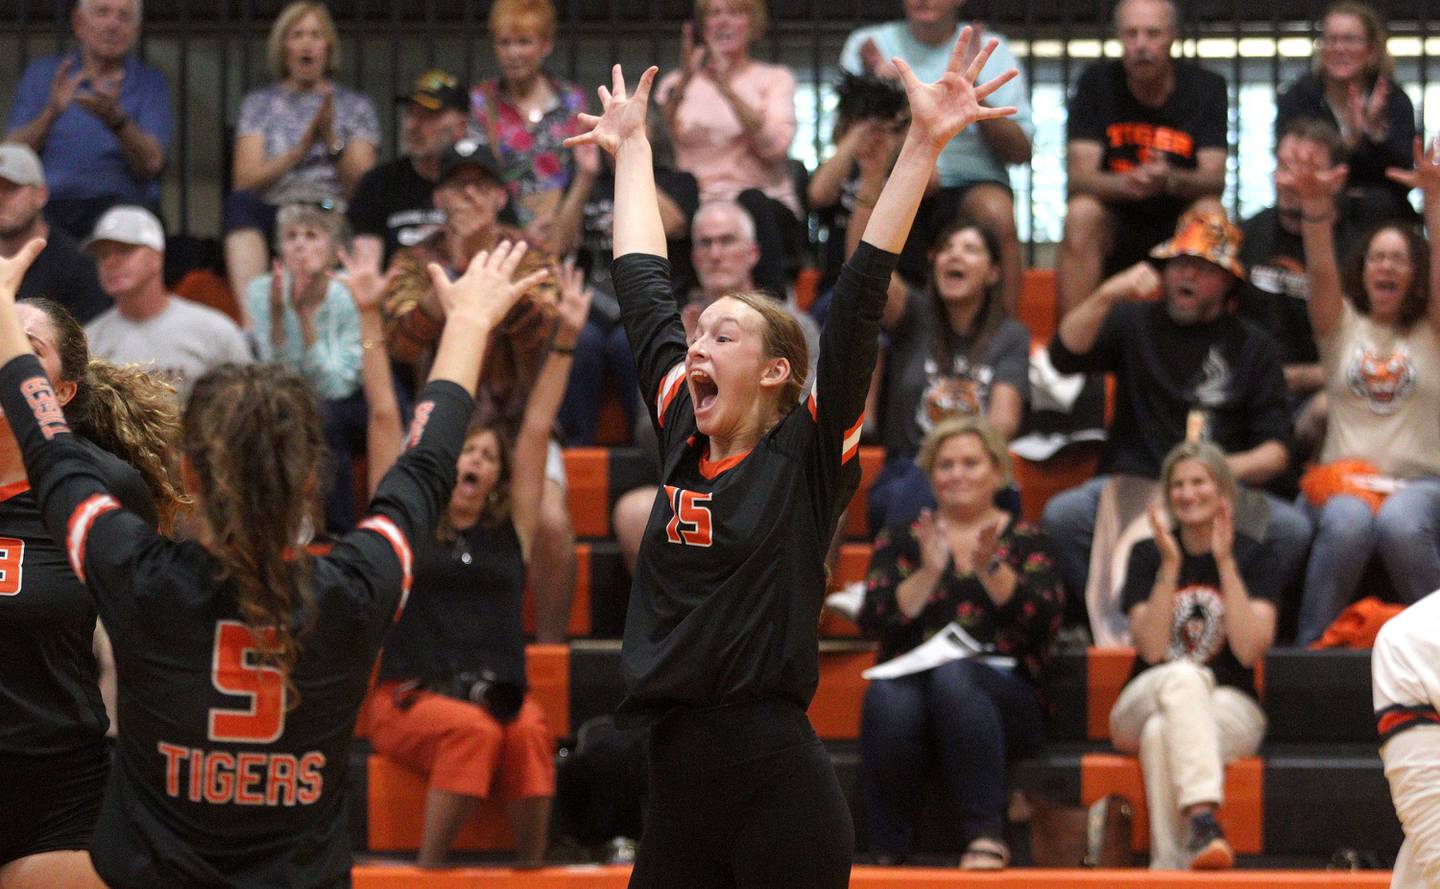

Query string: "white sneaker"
[824, 581, 866, 622]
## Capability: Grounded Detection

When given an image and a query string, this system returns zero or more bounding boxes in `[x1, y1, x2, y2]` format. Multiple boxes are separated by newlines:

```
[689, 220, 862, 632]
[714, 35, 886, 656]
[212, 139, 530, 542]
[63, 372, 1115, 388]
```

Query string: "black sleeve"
[610, 252, 691, 439]
[1238, 328, 1292, 450]
[1119, 538, 1162, 617]
[1194, 71, 1230, 150]
[346, 168, 387, 238]
[807, 240, 898, 496]
[1348, 85, 1417, 186]
[1066, 64, 1106, 144]
[1235, 534, 1281, 608]
[1047, 300, 1127, 375]
[0, 354, 162, 637]
[656, 169, 700, 222]
[326, 379, 474, 624]
[856, 525, 924, 653]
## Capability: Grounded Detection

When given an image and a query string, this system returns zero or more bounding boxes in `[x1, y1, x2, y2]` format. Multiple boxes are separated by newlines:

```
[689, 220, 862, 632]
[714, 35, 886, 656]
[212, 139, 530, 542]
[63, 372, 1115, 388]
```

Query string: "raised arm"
[861, 28, 1017, 254]
[424, 241, 549, 396]
[566, 65, 666, 260]
[1275, 138, 1349, 339]
[1387, 137, 1440, 335]
[335, 245, 403, 496]
[510, 261, 588, 560]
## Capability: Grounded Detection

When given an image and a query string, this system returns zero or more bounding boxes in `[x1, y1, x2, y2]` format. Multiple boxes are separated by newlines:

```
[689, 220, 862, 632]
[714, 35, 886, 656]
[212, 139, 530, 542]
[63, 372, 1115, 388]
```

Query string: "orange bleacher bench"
[1081, 753, 1265, 856]
[351, 864, 1393, 888]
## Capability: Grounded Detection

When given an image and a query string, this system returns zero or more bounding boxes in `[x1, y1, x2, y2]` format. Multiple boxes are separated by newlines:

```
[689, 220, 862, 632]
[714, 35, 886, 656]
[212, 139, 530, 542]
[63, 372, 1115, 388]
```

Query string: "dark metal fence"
[0, 1, 1434, 250]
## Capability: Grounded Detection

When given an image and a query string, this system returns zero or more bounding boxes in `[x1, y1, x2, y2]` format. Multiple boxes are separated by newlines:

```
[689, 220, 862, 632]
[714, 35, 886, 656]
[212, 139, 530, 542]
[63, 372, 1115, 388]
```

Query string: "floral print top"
[858, 517, 1064, 686]
[469, 75, 587, 228]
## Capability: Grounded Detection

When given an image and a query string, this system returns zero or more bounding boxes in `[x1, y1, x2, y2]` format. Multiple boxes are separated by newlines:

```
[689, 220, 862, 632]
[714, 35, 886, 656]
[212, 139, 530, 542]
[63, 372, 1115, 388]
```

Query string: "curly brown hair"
[182, 363, 327, 708]
[1342, 222, 1430, 329]
[21, 298, 187, 530]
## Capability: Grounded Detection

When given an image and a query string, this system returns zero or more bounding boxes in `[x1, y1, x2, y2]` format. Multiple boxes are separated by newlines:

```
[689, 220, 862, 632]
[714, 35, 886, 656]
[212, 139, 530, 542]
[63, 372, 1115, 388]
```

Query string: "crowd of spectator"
[4, 0, 1439, 873]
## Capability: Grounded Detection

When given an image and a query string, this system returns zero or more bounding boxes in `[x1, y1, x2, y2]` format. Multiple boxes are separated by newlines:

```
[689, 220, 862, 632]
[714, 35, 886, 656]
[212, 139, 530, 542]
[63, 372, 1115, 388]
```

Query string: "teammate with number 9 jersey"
[0, 239, 544, 887]
[0, 297, 181, 889]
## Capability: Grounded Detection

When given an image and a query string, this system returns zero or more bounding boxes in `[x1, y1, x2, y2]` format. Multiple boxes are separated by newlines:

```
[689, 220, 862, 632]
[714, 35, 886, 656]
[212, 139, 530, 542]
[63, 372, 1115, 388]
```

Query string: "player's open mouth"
[690, 369, 719, 413]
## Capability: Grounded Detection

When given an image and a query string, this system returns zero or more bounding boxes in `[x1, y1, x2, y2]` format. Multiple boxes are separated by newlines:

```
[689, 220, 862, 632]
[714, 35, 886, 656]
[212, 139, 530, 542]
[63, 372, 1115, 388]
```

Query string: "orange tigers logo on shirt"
[1346, 346, 1416, 416]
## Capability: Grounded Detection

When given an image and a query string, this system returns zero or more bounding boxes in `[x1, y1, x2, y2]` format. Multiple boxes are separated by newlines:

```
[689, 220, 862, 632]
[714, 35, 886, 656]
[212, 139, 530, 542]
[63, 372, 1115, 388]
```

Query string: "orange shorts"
[366, 680, 556, 801]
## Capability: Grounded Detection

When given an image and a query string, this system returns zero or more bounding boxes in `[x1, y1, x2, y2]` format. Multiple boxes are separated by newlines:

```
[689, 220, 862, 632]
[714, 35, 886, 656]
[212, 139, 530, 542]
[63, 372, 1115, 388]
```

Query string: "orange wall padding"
[1080, 753, 1264, 854]
[808, 648, 873, 739]
[1087, 647, 1137, 741]
[563, 448, 610, 539]
[352, 864, 1390, 888]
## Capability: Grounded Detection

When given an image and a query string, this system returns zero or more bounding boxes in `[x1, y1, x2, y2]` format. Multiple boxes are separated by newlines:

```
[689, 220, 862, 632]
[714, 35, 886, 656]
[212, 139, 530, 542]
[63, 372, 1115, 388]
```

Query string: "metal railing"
[0, 1, 1433, 252]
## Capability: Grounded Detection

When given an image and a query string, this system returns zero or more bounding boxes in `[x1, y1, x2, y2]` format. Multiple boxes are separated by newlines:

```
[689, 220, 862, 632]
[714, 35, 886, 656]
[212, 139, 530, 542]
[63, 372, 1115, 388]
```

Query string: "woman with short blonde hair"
[224, 1, 380, 319]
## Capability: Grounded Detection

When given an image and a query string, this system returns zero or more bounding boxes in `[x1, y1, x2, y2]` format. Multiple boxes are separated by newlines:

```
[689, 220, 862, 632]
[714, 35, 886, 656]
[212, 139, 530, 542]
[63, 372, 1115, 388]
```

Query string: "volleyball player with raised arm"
[0, 238, 542, 887]
[565, 32, 1018, 887]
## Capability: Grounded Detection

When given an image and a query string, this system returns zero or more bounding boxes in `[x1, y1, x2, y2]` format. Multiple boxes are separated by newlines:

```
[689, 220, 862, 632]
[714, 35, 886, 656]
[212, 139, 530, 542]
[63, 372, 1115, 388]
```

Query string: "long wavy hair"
[21, 298, 187, 530]
[926, 217, 1007, 370]
[182, 363, 327, 708]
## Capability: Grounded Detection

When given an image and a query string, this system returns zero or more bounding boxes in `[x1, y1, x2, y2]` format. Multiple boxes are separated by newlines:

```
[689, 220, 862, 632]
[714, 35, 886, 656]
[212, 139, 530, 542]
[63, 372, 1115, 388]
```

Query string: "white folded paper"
[862, 621, 1017, 680]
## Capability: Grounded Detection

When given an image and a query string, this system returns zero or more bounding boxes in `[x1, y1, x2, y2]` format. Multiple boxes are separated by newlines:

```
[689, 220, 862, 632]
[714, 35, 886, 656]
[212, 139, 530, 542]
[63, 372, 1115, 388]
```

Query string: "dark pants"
[630, 698, 853, 889]
[322, 389, 370, 535]
[860, 659, 1044, 858]
[45, 196, 152, 242]
[559, 319, 639, 445]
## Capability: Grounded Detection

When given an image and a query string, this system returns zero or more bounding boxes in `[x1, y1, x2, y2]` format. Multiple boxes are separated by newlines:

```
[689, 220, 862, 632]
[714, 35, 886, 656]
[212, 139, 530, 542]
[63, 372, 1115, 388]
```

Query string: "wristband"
[108, 114, 128, 132]
[551, 344, 576, 355]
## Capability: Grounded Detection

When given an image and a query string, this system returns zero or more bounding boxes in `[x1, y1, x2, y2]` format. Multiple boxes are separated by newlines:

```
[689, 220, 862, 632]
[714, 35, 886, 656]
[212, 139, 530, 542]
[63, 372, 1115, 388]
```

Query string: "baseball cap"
[0, 143, 45, 188]
[399, 68, 468, 112]
[438, 137, 501, 185]
[83, 205, 166, 253]
[1149, 208, 1246, 280]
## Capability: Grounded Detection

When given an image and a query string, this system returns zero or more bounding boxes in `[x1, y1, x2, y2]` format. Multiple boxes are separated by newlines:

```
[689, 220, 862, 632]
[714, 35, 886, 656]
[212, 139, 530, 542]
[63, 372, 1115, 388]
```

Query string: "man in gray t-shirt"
[83, 205, 251, 397]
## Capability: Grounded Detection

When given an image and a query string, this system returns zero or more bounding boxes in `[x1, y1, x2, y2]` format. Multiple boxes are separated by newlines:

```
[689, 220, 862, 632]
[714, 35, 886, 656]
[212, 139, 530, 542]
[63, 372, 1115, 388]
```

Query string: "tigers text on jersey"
[610, 242, 896, 727]
[0, 354, 472, 889]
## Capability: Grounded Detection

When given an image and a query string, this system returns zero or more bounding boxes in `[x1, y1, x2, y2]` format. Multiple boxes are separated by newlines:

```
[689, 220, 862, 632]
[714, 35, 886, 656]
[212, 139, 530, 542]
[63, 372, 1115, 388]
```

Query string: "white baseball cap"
[83, 205, 166, 253]
[0, 143, 44, 188]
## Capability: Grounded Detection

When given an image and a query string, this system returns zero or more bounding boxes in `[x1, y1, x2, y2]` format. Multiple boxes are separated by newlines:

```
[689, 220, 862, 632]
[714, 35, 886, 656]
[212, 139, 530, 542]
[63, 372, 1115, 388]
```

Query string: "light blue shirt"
[840, 21, 1033, 188]
[246, 274, 362, 401]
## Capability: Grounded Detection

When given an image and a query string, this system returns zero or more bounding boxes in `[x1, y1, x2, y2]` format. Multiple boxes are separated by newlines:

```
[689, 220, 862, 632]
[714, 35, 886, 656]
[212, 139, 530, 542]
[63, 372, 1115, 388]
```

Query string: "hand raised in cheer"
[1385, 136, 1440, 196]
[564, 65, 659, 158]
[891, 26, 1018, 152]
[426, 240, 549, 332]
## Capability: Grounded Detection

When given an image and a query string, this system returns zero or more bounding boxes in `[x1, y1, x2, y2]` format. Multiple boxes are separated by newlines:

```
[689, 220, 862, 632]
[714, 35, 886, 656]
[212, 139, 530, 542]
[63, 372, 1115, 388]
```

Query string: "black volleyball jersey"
[611, 242, 896, 727]
[0, 354, 471, 889]
[0, 439, 154, 755]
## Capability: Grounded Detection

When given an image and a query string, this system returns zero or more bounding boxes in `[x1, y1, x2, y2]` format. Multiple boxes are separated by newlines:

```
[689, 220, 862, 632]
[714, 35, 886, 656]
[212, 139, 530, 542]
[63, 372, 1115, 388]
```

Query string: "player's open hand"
[892, 26, 1017, 152]
[1386, 136, 1440, 196]
[1276, 138, 1348, 204]
[0, 238, 45, 305]
[334, 245, 398, 316]
[564, 65, 658, 157]
[427, 240, 549, 332]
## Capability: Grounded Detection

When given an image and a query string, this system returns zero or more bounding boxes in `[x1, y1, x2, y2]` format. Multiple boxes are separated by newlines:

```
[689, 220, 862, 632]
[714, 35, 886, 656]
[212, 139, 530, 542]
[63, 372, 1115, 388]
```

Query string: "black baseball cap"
[438, 137, 502, 184]
[399, 68, 468, 113]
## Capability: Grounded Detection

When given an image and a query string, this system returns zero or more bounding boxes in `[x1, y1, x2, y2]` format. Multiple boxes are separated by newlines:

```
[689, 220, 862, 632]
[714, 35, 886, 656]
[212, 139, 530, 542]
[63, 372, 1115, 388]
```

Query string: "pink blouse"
[657, 61, 800, 216]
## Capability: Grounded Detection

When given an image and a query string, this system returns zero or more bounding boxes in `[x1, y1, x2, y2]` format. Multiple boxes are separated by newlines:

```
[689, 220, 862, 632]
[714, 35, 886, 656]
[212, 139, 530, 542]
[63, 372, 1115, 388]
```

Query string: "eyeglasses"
[695, 233, 743, 252]
[1320, 33, 1368, 48]
[1365, 251, 1412, 267]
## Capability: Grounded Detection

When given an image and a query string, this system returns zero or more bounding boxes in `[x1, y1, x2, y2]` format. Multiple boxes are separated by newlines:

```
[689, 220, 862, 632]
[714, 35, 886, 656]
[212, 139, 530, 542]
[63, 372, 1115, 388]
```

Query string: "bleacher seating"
[353, 268, 1402, 873]
[354, 642, 1401, 864]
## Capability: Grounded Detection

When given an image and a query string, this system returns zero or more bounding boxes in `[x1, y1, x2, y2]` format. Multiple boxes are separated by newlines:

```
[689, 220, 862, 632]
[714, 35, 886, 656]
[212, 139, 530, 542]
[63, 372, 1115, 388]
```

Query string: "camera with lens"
[447, 670, 525, 723]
